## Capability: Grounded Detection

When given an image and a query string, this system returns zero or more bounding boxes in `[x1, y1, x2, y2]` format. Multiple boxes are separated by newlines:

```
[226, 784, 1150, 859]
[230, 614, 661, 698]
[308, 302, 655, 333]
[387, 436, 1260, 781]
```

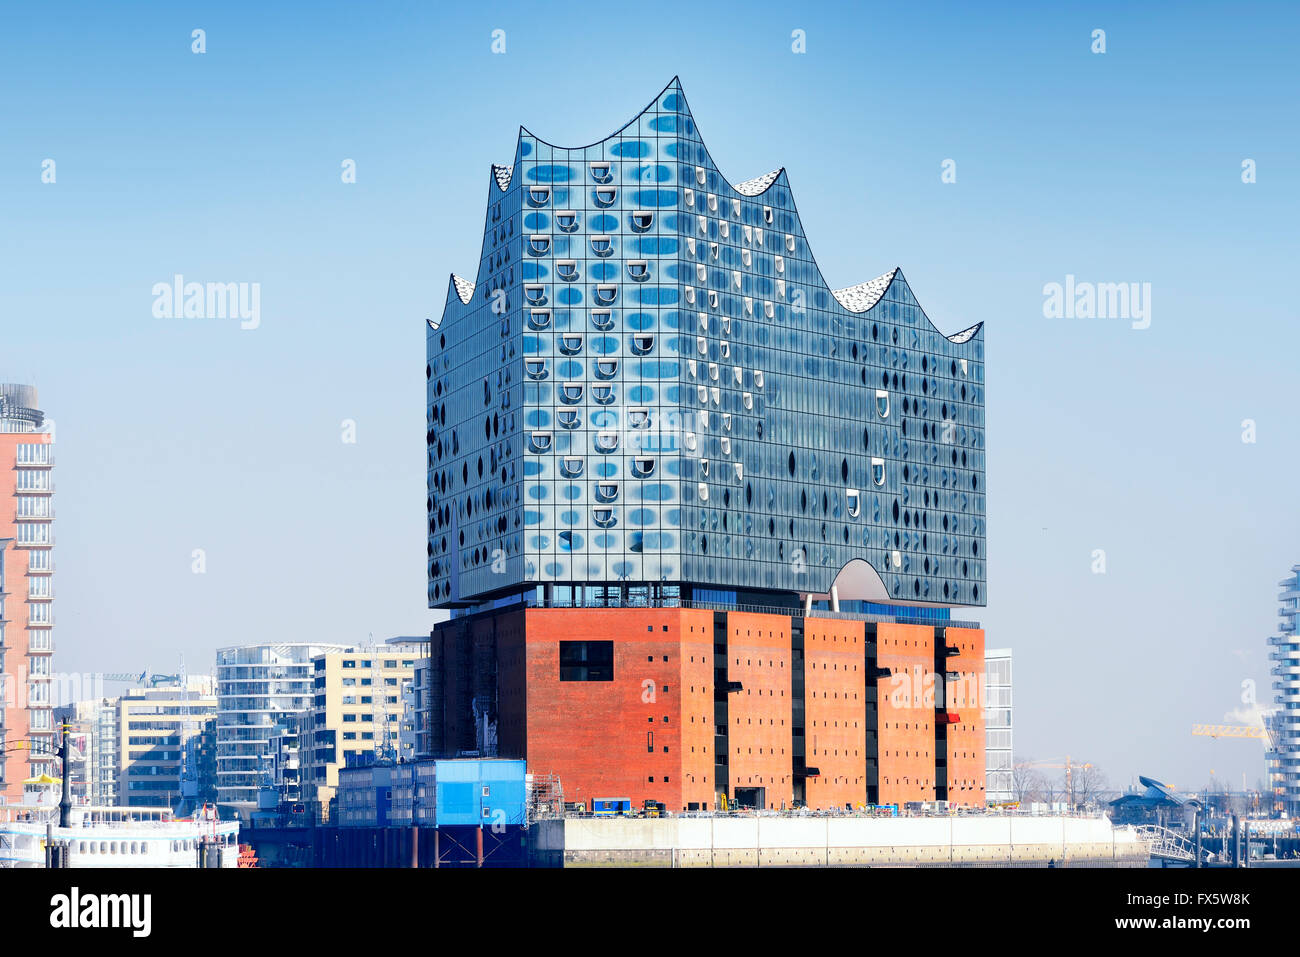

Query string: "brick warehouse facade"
[428, 607, 984, 811]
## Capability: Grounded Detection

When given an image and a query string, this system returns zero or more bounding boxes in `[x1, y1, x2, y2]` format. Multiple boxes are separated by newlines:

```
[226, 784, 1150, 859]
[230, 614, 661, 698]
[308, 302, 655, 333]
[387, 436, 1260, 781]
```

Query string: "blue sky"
[2, 1, 1297, 793]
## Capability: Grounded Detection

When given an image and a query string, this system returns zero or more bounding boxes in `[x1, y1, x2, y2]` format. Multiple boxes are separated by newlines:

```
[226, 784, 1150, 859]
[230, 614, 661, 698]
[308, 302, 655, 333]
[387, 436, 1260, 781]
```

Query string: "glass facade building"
[1270, 566, 1300, 815]
[428, 79, 985, 615]
[214, 642, 351, 807]
[984, 648, 1013, 804]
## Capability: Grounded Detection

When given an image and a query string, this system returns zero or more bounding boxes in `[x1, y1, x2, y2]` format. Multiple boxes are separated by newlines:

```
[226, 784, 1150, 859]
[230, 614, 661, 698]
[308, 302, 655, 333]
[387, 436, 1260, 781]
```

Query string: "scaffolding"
[525, 772, 564, 828]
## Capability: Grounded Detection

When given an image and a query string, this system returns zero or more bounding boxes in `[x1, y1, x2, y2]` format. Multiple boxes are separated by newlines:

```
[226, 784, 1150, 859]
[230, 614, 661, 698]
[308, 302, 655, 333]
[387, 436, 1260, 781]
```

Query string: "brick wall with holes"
[723, 612, 794, 809]
[942, 626, 987, 807]
[875, 623, 938, 805]
[804, 617, 868, 809]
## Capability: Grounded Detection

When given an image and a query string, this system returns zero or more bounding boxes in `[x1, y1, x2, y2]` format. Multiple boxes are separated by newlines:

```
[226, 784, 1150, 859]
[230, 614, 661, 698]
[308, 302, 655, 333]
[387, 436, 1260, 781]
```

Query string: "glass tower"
[428, 79, 985, 616]
[1271, 566, 1300, 815]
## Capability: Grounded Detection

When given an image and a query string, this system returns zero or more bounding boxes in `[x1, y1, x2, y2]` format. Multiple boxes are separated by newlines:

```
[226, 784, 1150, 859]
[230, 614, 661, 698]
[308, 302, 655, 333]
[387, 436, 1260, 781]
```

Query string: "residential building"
[214, 642, 351, 810]
[398, 637, 433, 761]
[0, 383, 56, 803]
[985, 648, 1013, 804]
[424, 80, 988, 811]
[116, 683, 217, 808]
[1270, 565, 1300, 816]
[74, 696, 120, 806]
[300, 642, 422, 820]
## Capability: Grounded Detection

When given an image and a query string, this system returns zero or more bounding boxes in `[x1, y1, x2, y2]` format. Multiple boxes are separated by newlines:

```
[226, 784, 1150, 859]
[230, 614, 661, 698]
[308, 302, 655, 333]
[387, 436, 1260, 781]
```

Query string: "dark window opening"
[559, 640, 614, 681]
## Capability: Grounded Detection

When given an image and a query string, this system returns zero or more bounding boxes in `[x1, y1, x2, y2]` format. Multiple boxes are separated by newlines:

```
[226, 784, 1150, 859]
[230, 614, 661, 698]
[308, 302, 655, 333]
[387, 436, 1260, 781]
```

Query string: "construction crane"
[97, 671, 183, 689]
[1192, 721, 1283, 815]
[1016, 756, 1094, 805]
[1192, 724, 1274, 746]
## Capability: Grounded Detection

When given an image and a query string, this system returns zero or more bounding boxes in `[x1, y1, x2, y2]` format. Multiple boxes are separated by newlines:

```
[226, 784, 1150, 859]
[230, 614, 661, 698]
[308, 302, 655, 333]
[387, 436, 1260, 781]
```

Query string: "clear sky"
[2, 1, 1296, 794]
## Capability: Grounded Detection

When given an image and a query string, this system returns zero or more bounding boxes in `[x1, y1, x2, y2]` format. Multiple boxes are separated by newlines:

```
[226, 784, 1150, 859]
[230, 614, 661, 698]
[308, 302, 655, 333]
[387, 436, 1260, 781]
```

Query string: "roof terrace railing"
[530, 595, 981, 630]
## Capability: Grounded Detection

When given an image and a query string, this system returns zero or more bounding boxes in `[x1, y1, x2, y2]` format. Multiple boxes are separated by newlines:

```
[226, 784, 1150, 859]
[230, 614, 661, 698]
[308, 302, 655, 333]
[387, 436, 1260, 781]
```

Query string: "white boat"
[0, 804, 240, 868]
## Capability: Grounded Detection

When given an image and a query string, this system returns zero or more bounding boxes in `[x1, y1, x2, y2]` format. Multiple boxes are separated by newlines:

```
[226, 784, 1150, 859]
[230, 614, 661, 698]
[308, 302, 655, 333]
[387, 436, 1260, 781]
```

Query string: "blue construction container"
[432, 759, 527, 827]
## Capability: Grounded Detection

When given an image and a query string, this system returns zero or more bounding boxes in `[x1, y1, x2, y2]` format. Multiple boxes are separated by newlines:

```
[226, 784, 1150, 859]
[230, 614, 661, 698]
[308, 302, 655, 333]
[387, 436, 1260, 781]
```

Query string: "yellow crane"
[1191, 724, 1272, 744]
[1192, 722, 1283, 814]
[1016, 756, 1094, 805]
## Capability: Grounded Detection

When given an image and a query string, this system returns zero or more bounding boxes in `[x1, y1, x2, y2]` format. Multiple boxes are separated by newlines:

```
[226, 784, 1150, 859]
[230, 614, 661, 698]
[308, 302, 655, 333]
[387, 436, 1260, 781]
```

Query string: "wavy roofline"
[438, 78, 984, 347]
[518, 76, 685, 152]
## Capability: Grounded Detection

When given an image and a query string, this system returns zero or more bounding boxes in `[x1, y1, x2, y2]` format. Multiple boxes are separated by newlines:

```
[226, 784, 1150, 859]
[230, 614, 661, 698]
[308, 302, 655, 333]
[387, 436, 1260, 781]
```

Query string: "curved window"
[631, 458, 655, 478]
[591, 384, 616, 405]
[707, 193, 718, 212]
[741, 249, 752, 267]
[590, 309, 614, 330]
[594, 482, 619, 503]
[590, 236, 614, 257]
[593, 507, 617, 528]
[631, 335, 654, 355]
[557, 409, 581, 429]
[630, 211, 654, 233]
[561, 456, 584, 478]
[628, 408, 650, 429]
[696, 385, 708, 403]
[524, 284, 546, 305]
[594, 186, 618, 207]
[528, 235, 551, 256]
[527, 309, 552, 330]
[560, 383, 584, 404]
[558, 334, 583, 355]
[589, 161, 613, 184]
[594, 359, 619, 379]
[720, 437, 731, 455]
[875, 390, 890, 418]
[525, 359, 549, 380]
[763, 205, 773, 224]
[786, 233, 796, 252]
[594, 285, 618, 306]
[684, 431, 698, 450]
[528, 186, 551, 207]
[684, 187, 694, 207]
[554, 210, 578, 232]
[697, 482, 709, 502]
[556, 260, 579, 282]
[528, 432, 552, 453]
[719, 221, 730, 239]
[708, 291, 719, 309]
[872, 457, 886, 486]
[695, 166, 706, 185]
[763, 300, 774, 318]
[708, 362, 719, 380]
[626, 260, 649, 282]
[753, 370, 764, 388]
[742, 392, 753, 410]
[847, 489, 861, 518]
[775, 255, 784, 274]
[593, 431, 619, 453]
[734, 462, 744, 481]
